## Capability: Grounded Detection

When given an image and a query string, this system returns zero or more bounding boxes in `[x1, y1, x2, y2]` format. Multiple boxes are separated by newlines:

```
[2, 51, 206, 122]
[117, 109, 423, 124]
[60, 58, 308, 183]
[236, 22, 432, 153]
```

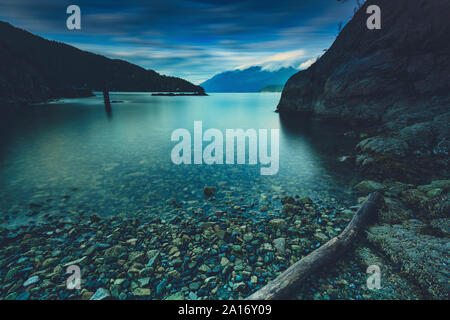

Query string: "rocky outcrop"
[277, 0, 450, 181]
[367, 220, 449, 298]
[355, 178, 450, 298]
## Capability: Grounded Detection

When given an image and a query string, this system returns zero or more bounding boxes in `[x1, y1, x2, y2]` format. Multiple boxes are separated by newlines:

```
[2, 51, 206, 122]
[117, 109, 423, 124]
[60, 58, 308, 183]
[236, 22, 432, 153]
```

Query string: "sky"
[0, 0, 357, 84]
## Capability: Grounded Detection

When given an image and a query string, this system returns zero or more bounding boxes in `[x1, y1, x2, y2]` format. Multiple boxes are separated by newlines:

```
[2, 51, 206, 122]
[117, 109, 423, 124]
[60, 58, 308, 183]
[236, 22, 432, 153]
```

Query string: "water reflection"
[0, 93, 358, 227]
[279, 112, 358, 161]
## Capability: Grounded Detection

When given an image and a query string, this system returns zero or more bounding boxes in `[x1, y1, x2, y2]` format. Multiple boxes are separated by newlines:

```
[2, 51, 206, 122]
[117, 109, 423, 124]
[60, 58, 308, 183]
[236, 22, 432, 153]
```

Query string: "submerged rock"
[203, 186, 217, 197]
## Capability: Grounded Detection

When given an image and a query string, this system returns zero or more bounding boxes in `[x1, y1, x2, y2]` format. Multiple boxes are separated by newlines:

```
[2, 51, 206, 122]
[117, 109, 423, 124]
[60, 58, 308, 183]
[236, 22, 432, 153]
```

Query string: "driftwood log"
[247, 191, 383, 300]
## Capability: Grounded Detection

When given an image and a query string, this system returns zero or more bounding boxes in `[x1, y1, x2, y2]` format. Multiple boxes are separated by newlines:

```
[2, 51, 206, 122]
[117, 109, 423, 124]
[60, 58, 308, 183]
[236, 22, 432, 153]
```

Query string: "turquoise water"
[0, 93, 357, 227]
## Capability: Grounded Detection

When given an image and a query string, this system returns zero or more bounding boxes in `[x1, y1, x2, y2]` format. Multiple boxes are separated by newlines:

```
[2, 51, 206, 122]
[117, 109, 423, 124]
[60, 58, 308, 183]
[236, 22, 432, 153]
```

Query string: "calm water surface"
[0, 93, 358, 227]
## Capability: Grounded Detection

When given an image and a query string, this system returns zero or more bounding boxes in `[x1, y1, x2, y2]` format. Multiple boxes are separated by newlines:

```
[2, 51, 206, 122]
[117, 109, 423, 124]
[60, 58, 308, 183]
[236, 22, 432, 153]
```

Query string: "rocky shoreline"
[271, 0, 449, 300]
[0, 177, 448, 300]
[0, 0, 448, 300]
[299, 178, 449, 300]
[364, 179, 449, 298]
[0, 190, 356, 300]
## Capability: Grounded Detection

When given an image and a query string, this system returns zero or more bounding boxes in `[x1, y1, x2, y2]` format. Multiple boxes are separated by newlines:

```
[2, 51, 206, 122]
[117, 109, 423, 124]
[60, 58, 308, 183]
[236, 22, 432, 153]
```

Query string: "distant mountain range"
[200, 66, 297, 92]
[0, 21, 204, 106]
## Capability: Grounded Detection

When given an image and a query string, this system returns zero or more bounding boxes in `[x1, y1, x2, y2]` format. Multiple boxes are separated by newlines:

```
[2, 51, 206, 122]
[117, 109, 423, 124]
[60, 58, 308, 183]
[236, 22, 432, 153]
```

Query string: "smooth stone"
[81, 291, 94, 300]
[189, 281, 201, 291]
[231, 245, 242, 252]
[129, 251, 144, 262]
[199, 264, 211, 272]
[168, 270, 180, 279]
[147, 250, 160, 267]
[133, 288, 151, 296]
[23, 275, 39, 287]
[113, 278, 126, 286]
[233, 282, 246, 291]
[62, 256, 87, 267]
[157, 279, 168, 296]
[189, 292, 198, 300]
[273, 238, 286, 254]
[90, 288, 110, 300]
[138, 277, 150, 286]
[220, 257, 230, 267]
[165, 292, 184, 300]
[269, 219, 286, 229]
[243, 233, 253, 242]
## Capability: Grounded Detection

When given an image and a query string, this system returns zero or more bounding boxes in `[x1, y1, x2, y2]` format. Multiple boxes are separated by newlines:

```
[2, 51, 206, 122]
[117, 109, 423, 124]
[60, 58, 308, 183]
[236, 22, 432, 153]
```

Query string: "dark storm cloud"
[0, 0, 357, 83]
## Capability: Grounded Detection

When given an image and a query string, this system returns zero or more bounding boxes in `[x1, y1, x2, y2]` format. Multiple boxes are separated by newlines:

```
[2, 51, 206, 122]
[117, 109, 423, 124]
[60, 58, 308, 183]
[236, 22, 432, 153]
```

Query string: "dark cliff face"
[277, 0, 450, 181]
[278, 0, 450, 125]
[0, 21, 204, 106]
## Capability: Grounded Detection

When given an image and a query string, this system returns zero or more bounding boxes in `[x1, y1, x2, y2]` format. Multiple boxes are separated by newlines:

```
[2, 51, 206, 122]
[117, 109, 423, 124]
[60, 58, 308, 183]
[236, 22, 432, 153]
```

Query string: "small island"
[260, 85, 283, 93]
[151, 92, 208, 96]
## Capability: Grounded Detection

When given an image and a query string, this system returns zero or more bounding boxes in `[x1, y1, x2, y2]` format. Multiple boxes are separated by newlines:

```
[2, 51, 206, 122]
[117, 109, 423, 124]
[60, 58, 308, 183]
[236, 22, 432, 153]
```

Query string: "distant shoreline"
[151, 92, 208, 96]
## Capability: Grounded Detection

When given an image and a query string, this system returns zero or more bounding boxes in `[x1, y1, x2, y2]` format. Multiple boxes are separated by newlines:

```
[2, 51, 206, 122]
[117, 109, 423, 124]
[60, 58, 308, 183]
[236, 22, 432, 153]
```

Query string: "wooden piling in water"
[103, 89, 112, 118]
[103, 89, 111, 110]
